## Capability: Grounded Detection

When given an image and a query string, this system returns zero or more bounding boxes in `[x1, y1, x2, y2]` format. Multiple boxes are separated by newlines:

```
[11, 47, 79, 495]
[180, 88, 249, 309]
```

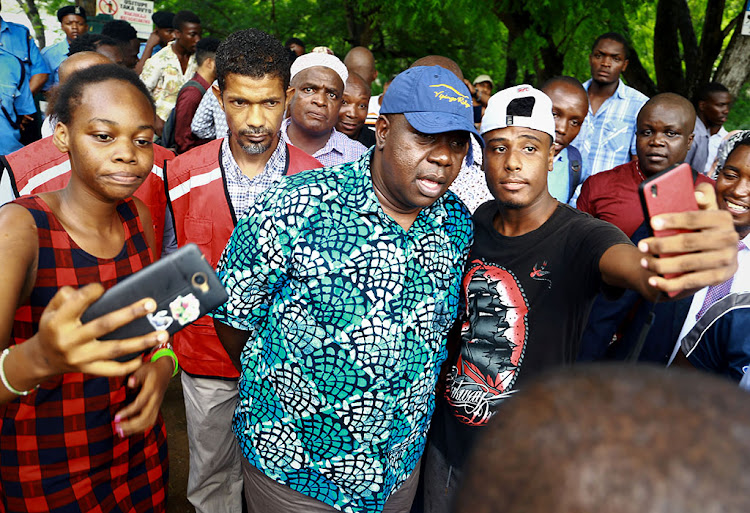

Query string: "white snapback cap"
[480, 84, 555, 140]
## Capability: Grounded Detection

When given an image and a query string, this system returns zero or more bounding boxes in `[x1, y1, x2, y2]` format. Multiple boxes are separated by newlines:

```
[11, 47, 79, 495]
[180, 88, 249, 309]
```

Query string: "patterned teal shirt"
[212, 149, 472, 512]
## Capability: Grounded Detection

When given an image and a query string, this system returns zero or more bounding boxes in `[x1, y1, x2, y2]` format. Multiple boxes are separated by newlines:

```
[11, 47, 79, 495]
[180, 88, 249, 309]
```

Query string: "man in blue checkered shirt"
[570, 32, 649, 204]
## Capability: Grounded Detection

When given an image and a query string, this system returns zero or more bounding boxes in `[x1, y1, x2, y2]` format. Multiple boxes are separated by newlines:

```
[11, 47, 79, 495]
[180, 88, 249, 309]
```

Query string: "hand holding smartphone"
[638, 163, 699, 296]
[80, 244, 228, 361]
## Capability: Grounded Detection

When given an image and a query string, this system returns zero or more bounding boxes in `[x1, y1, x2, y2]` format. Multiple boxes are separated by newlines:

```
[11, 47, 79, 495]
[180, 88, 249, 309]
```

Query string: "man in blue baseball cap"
[210, 65, 479, 513]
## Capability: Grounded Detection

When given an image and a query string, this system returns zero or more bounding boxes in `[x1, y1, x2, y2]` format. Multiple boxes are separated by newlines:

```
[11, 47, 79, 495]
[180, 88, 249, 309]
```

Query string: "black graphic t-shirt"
[432, 201, 631, 466]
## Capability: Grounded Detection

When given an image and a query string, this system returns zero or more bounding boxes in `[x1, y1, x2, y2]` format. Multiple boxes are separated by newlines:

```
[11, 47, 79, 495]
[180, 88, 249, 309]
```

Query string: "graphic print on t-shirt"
[445, 260, 529, 426]
[530, 260, 552, 289]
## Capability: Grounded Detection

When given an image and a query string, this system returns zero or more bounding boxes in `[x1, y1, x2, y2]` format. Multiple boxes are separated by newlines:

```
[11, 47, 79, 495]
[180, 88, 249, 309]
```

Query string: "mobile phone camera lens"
[194, 273, 206, 285]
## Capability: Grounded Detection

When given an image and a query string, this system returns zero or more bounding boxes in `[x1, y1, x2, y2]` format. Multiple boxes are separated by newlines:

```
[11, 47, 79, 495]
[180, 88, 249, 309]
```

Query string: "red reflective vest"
[1, 136, 173, 256]
[166, 138, 321, 378]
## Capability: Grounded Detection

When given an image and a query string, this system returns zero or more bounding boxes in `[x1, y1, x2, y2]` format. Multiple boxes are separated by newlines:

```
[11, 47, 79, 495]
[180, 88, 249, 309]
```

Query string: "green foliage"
[40, 0, 72, 17]
[726, 83, 750, 132]
[25, 0, 747, 103]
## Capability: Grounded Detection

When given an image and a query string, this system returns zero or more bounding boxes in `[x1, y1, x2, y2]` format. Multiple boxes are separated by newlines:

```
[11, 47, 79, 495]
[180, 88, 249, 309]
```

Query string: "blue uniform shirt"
[138, 41, 163, 59]
[40, 38, 69, 90]
[0, 18, 48, 155]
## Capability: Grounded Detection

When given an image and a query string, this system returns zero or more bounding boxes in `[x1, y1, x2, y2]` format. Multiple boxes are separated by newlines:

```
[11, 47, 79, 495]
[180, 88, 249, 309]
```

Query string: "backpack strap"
[567, 145, 583, 199]
[182, 79, 207, 96]
[161, 80, 208, 149]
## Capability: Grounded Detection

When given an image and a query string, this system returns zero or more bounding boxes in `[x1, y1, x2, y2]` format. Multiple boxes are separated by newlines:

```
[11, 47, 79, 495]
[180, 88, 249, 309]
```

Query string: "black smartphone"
[638, 163, 699, 296]
[80, 243, 228, 361]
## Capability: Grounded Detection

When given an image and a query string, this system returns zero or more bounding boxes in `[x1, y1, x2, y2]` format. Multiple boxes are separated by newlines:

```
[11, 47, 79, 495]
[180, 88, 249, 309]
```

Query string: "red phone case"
[638, 163, 699, 296]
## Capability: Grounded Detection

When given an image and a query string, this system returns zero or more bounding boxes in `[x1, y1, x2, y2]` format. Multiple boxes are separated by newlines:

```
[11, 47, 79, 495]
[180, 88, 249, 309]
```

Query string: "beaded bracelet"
[0, 347, 40, 396]
[151, 348, 179, 378]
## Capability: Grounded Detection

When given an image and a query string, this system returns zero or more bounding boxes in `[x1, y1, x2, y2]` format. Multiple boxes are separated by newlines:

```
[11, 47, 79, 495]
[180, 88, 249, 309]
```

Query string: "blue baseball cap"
[380, 66, 484, 149]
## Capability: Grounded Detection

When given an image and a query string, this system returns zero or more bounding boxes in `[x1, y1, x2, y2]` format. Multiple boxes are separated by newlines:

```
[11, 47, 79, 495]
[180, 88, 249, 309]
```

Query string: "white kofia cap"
[290, 52, 348, 86]
[480, 84, 555, 140]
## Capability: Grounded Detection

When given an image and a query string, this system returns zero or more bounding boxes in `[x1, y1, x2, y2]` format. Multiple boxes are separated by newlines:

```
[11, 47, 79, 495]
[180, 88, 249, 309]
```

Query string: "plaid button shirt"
[573, 79, 649, 178]
[280, 118, 367, 167]
[221, 136, 287, 219]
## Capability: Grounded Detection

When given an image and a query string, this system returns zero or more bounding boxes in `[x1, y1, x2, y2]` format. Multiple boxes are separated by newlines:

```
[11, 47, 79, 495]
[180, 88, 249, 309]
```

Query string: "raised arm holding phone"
[0, 65, 172, 513]
[425, 85, 738, 512]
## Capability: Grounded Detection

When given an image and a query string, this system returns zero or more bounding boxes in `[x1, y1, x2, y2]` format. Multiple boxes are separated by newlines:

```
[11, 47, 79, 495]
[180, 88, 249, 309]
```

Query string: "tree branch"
[721, 12, 741, 41]
[695, 0, 726, 86]
[654, 0, 686, 93]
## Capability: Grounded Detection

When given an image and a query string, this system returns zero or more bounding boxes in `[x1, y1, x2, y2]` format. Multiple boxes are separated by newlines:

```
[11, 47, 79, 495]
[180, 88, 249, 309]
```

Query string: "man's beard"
[496, 198, 525, 210]
[235, 127, 273, 155]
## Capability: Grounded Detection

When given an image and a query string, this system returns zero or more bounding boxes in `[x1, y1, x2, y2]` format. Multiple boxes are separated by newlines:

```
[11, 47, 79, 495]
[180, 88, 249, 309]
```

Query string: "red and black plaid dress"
[0, 196, 168, 513]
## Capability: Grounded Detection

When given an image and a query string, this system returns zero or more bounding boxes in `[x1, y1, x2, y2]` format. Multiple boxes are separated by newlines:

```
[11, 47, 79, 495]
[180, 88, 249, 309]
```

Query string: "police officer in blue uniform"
[0, 4, 49, 155]
[41, 5, 88, 90]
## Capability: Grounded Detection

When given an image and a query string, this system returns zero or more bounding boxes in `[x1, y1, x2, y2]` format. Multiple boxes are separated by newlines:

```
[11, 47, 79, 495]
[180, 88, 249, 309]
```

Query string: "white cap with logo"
[480, 84, 555, 140]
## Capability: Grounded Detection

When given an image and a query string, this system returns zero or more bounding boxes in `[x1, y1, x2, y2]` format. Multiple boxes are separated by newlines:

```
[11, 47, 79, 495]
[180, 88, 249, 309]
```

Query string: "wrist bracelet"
[151, 348, 179, 378]
[1, 347, 40, 396]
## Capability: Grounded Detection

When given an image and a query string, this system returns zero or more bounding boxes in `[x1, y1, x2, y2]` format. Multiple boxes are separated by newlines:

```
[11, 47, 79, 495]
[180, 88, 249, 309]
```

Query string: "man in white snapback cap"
[424, 84, 739, 512]
[281, 52, 367, 166]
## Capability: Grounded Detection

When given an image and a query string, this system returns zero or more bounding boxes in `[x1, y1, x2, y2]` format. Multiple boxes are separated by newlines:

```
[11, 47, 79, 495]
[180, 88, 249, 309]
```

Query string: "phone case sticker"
[169, 293, 201, 326]
[147, 310, 174, 331]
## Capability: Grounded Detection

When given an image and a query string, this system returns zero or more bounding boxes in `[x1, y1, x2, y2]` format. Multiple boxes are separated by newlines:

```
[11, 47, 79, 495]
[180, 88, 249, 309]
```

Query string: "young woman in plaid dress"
[0, 65, 172, 512]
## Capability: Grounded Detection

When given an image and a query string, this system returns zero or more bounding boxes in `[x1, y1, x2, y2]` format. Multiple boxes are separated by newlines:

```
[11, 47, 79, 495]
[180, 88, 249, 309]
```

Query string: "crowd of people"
[1, 4, 749, 513]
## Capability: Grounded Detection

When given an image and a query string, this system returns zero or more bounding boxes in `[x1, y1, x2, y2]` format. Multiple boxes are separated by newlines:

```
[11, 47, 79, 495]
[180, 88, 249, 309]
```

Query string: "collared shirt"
[706, 126, 728, 175]
[741, 371, 750, 391]
[573, 79, 648, 177]
[138, 41, 163, 59]
[669, 233, 750, 368]
[449, 135, 491, 213]
[212, 149, 472, 513]
[548, 147, 571, 204]
[139, 41, 197, 120]
[0, 18, 48, 154]
[40, 38, 68, 90]
[221, 136, 287, 219]
[280, 117, 367, 167]
[686, 117, 728, 175]
[548, 145, 585, 206]
[677, 233, 750, 342]
[577, 159, 714, 238]
[191, 82, 227, 140]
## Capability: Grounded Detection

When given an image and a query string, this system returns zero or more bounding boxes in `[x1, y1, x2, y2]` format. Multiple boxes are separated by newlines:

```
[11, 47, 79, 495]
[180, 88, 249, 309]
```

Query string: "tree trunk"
[538, 43, 564, 83]
[82, 0, 97, 22]
[494, 3, 532, 88]
[342, 0, 378, 48]
[674, 0, 699, 93]
[14, 0, 46, 48]
[694, 0, 727, 90]
[713, 24, 750, 97]
[622, 46, 658, 97]
[653, 0, 687, 94]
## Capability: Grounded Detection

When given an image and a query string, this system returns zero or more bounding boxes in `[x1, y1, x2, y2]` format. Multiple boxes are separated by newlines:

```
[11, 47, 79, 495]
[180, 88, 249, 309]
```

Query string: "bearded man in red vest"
[166, 28, 320, 513]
